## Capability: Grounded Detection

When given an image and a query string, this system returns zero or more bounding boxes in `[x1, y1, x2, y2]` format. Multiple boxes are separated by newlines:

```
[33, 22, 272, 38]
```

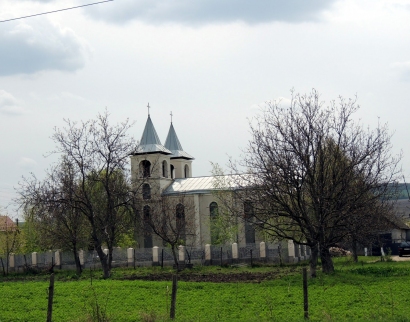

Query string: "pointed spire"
[165, 120, 194, 160]
[134, 114, 171, 155]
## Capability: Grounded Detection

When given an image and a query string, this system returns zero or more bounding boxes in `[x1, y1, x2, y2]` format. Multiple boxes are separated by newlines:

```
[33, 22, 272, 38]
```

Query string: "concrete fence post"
[78, 250, 84, 266]
[32, 252, 38, 267]
[152, 246, 160, 266]
[127, 248, 134, 266]
[260, 242, 266, 261]
[55, 250, 62, 269]
[232, 243, 238, 263]
[288, 240, 295, 263]
[9, 253, 15, 271]
[178, 245, 185, 266]
[204, 244, 211, 265]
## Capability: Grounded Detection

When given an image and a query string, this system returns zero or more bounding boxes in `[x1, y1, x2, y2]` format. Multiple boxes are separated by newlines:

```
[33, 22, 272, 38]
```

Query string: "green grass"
[1, 257, 410, 321]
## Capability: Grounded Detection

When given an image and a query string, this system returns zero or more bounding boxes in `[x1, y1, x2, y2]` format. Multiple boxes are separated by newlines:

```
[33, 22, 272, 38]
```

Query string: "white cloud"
[0, 90, 26, 115]
[391, 61, 410, 82]
[0, 19, 89, 76]
[18, 157, 38, 169]
[85, 0, 338, 25]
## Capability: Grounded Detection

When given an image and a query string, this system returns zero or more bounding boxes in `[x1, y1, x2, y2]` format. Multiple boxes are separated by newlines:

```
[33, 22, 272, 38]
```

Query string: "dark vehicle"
[398, 242, 410, 257]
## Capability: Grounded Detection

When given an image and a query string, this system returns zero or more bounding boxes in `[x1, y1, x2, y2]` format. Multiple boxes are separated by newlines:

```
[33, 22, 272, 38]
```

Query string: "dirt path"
[121, 269, 300, 283]
[392, 255, 410, 261]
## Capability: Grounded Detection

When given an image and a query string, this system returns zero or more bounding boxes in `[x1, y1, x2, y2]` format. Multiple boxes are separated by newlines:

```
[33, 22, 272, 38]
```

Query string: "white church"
[130, 112, 261, 248]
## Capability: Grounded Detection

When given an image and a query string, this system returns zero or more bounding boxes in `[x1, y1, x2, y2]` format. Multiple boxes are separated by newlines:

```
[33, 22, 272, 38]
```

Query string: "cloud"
[391, 61, 410, 82]
[18, 157, 38, 169]
[0, 19, 89, 76]
[0, 90, 26, 115]
[85, 0, 338, 25]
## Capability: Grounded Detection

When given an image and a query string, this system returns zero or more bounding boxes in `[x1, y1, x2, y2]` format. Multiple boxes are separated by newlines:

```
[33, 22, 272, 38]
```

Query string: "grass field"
[1, 257, 410, 321]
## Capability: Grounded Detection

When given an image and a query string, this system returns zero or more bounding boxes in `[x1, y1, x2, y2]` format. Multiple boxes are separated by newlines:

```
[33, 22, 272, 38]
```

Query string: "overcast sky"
[1, 0, 410, 217]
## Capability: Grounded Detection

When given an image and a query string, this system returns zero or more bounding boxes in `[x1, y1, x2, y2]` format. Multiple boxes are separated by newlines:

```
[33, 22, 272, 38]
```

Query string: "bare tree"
[136, 192, 197, 269]
[228, 89, 401, 276]
[20, 159, 92, 275]
[18, 111, 138, 278]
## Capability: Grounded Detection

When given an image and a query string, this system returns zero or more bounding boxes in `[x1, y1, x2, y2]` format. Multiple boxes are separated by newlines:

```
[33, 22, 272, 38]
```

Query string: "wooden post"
[47, 273, 55, 322]
[170, 274, 178, 319]
[90, 267, 93, 285]
[303, 267, 309, 319]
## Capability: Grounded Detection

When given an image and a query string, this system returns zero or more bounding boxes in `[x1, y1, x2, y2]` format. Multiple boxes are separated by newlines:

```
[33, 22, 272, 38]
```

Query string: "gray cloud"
[391, 61, 410, 82]
[0, 20, 89, 76]
[85, 0, 338, 25]
[0, 90, 25, 115]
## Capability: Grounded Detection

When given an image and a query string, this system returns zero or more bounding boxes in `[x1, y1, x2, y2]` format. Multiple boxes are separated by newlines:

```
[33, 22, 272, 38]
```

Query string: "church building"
[130, 111, 260, 248]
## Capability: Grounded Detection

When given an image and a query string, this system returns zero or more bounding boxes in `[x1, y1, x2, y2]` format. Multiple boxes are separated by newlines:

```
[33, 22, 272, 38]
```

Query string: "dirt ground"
[392, 255, 410, 261]
[122, 271, 289, 283]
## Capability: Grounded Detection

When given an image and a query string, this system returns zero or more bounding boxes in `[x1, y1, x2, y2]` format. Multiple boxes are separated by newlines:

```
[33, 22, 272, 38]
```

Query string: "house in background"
[376, 186, 410, 255]
[0, 215, 17, 232]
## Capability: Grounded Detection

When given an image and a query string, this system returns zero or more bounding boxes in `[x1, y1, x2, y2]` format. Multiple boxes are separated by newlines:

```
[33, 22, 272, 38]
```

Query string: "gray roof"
[135, 115, 172, 155]
[163, 175, 243, 195]
[164, 123, 194, 159]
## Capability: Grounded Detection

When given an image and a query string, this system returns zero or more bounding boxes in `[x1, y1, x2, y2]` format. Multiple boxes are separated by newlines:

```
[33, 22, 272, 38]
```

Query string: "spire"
[165, 121, 194, 160]
[134, 114, 171, 155]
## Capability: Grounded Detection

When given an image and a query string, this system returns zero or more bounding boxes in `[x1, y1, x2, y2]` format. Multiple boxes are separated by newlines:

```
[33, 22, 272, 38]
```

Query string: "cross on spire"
[170, 111, 173, 123]
[147, 102, 150, 116]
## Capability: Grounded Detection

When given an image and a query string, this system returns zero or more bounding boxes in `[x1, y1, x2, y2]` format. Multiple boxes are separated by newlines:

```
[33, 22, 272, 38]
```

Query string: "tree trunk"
[320, 246, 334, 274]
[309, 244, 319, 278]
[108, 246, 113, 271]
[95, 246, 110, 279]
[171, 245, 179, 270]
[352, 238, 358, 263]
[73, 249, 82, 276]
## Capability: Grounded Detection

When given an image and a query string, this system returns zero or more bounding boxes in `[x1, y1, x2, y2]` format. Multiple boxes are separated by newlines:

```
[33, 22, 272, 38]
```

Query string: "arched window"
[170, 164, 175, 179]
[184, 164, 189, 178]
[162, 160, 168, 178]
[142, 184, 151, 200]
[244, 201, 255, 244]
[143, 205, 153, 248]
[210, 202, 219, 244]
[176, 203, 186, 243]
[139, 160, 151, 178]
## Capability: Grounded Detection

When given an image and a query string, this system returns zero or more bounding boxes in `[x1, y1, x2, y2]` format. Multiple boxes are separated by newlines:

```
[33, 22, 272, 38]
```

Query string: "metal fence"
[1, 240, 310, 273]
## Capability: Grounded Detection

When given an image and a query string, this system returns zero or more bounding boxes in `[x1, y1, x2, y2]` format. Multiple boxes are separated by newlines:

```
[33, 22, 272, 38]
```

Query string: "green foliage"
[115, 231, 135, 248]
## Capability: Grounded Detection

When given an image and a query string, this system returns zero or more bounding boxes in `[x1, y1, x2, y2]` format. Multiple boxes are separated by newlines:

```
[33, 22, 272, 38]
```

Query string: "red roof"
[0, 216, 17, 232]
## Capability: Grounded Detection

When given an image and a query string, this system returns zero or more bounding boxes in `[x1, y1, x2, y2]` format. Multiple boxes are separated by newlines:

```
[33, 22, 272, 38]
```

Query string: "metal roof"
[163, 175, 243, 195]
[135, 115, 171, 155]
[164, 123, 194, 160]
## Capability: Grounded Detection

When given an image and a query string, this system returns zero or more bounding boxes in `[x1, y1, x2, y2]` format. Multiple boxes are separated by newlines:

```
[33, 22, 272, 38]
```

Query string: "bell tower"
[130, 106, 173, 192]
[164, 113, 194, 179]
